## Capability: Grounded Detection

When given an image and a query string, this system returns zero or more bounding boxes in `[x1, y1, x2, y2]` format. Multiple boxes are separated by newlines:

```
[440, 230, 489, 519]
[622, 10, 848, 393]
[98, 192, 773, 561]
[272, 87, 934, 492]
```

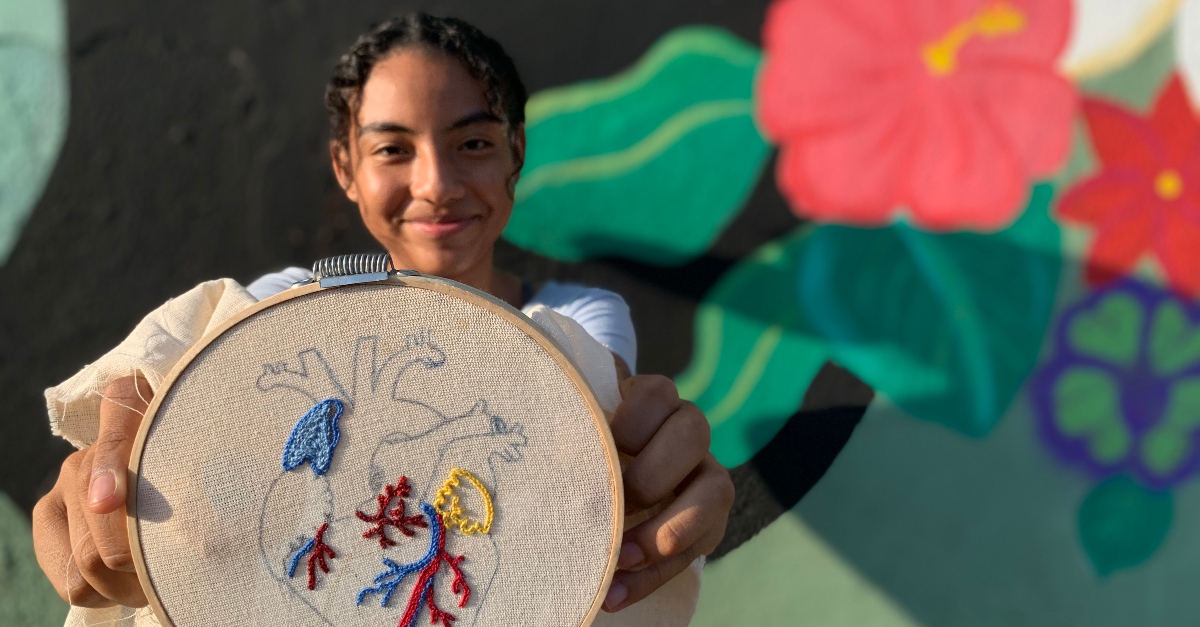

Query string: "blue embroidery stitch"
[355, 503, 440, 607]
[282, 399, 345, 476]
[287, 537, 316, 578]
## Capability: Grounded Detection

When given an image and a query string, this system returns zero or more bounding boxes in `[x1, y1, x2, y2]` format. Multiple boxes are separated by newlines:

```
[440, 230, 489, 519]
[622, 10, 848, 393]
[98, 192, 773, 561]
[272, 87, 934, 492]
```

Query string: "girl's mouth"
[404, 216, 480, 239]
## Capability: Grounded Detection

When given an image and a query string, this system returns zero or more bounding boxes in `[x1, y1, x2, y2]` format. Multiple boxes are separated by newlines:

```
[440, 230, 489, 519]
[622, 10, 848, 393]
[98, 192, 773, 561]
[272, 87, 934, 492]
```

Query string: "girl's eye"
[376, 145, 410, 157]
[462, 139, 493, 151]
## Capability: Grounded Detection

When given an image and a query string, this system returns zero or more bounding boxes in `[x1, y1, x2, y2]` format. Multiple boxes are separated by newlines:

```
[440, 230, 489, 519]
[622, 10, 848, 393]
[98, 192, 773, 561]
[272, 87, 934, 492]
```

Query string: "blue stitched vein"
[282, 399, 345, 476]
[356, 503, 440, 607]
[287, 537, 316, 578]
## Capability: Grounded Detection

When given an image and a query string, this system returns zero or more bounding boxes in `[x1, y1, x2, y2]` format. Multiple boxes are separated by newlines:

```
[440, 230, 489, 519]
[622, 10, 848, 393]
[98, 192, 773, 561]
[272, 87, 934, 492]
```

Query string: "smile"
[403, 216, 480, 239]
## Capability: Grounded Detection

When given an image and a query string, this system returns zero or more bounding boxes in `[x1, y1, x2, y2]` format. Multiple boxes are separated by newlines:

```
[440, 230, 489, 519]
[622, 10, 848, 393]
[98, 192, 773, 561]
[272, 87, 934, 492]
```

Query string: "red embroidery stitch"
[306, 523, 336, 591]
[445, 553, 469, 608]
[357, 476, 428, 549]
[395, 513, 471, 627]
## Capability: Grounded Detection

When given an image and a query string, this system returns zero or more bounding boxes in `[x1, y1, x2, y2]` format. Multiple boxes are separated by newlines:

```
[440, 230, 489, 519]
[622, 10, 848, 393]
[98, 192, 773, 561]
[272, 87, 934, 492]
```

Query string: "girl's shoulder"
[524, 281, 637, 374]
[245, 267, 312, 301]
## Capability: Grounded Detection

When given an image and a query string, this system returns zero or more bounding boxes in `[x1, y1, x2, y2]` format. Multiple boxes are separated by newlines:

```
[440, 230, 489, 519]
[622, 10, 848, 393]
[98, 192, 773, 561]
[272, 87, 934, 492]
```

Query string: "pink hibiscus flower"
[759, 0, 1076, 231]
[1058, 75, 1200, 297]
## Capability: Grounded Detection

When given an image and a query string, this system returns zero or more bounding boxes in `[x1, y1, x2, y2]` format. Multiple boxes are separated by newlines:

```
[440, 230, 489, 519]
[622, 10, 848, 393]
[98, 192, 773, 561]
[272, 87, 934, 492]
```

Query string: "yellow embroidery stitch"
[432, 468, 494, 535]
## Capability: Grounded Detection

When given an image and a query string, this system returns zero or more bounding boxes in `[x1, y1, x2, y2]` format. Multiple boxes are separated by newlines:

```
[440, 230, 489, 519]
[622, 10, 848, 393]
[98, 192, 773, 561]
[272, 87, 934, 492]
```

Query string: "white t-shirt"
[246, 268, 638, 374]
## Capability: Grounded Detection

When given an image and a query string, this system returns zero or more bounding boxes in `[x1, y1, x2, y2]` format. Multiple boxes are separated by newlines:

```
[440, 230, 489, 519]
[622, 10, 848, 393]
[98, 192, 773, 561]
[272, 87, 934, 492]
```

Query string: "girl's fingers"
[619, 454, 732, 570]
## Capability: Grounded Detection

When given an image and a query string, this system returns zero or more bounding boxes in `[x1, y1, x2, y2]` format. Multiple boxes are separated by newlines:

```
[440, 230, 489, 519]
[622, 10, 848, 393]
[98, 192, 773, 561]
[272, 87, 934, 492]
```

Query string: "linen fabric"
[137, 283, 617, 626]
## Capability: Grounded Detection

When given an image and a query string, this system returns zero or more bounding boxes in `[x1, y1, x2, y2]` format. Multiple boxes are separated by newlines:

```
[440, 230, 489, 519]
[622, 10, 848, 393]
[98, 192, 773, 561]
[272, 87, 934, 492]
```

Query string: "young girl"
[33, 13, 733, 624]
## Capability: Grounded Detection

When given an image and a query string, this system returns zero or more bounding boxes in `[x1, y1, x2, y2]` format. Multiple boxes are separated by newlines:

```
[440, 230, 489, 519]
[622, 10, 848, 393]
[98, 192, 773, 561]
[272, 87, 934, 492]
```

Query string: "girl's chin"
[392, 245, 487, 279]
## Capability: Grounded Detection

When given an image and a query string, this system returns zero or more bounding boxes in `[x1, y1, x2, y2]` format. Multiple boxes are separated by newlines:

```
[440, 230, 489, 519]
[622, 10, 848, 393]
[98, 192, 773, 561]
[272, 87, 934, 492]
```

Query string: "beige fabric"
[524, 304, 622, 416]
[140, 284, 616, 626]
[46, 279, 257, 449]
[49, 279, 700, 627]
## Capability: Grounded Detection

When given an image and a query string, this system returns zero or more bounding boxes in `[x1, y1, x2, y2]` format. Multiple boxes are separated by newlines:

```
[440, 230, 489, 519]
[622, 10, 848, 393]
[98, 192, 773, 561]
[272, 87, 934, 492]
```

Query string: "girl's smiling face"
[332, 48, 525, 283]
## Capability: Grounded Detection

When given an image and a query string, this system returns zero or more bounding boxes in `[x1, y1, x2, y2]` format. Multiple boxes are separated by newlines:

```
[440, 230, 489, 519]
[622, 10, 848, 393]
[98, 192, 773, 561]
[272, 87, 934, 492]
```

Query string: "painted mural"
[505, 0, 1200, 624]
[6, 0, 1200, 625]
[0, 0, 67, 266]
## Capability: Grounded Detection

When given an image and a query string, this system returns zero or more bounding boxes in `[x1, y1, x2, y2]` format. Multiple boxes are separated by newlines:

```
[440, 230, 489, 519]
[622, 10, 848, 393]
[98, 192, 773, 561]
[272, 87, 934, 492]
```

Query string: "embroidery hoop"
[126, 259, 623, 627]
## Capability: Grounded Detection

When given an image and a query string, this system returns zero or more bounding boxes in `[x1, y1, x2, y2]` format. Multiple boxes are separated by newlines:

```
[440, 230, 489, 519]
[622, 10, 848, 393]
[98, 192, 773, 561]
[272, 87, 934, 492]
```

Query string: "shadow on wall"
[713, 362, 874, 559]
[791, 397, 1200, 627]
[0, 494, 68, 626]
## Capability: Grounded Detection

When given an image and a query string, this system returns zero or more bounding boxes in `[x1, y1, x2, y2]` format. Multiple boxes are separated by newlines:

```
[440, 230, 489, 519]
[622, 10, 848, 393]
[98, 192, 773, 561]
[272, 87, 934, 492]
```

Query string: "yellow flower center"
[1156, 169, 1184, 200]
[922, 2, 1028, 76]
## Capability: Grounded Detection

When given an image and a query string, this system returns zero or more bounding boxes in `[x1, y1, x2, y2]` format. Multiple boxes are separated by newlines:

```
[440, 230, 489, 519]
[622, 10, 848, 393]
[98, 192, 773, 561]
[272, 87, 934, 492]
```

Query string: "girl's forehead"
[357, 49, 491, 130]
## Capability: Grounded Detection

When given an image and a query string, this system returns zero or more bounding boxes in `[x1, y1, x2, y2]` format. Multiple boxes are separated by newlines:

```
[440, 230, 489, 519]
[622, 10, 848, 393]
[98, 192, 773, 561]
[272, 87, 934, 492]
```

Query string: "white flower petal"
[1061, 0, 1181, 79]
[1176, 0, 1200, 104]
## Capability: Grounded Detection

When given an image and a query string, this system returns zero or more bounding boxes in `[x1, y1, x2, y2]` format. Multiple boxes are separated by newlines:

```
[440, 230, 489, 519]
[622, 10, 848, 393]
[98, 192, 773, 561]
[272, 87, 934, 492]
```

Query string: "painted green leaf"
[1078, 476, 1173, 576]
[505, 25, 771, 266]
[675, 228, 828, 467]
[1141, 377, 1200, 476]
[1067, 292, 1142, 367]
[1052, 368, 1130, 463]
[1148, 301, 1200, 376]
[795, 184, 1060, 436]
[0, 0, 68, 265]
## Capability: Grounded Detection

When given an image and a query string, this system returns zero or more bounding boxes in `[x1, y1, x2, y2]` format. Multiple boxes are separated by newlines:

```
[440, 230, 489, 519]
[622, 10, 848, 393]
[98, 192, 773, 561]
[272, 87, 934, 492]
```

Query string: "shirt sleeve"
[245, 267, 313, 301]
[523, 281, 638, 375]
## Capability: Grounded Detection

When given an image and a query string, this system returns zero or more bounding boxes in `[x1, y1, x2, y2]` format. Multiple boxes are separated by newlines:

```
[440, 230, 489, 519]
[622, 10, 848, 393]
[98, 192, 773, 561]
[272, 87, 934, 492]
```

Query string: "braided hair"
[325, 13, 528, 171]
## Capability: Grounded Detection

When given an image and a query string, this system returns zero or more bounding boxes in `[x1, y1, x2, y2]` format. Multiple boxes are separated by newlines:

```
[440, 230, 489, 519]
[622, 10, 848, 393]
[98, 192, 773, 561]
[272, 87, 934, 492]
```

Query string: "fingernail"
[617, 542, 644, 570]
[89, 471, 115, 505]
[604, 583, 628, 611]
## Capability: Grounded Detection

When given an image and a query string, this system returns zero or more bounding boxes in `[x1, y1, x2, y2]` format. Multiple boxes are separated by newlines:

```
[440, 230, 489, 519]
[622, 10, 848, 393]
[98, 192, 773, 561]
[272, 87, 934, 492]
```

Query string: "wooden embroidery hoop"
[126, 263, 623, 627]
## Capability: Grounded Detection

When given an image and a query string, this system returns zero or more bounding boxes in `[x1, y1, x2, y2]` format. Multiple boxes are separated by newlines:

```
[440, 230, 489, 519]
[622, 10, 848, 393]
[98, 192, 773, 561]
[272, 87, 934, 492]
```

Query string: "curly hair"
[325, 13, 528, 157]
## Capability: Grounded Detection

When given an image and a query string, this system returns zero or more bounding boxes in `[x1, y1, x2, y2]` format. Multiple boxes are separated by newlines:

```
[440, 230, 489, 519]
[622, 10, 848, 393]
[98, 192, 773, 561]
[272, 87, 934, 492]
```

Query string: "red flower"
[1058, 75, 1200, 297]
[759, 0, 1076, 231]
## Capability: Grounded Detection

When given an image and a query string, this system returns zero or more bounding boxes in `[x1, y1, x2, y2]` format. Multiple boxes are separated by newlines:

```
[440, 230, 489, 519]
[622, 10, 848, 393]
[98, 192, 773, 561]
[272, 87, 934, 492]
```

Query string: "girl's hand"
[604, 374, 734, 612]
[33, 375, 151, 608]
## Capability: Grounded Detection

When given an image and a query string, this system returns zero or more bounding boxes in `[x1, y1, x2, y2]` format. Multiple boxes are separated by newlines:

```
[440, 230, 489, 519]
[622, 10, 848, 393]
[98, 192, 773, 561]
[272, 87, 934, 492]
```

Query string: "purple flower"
[1030, 279, 1200, 489]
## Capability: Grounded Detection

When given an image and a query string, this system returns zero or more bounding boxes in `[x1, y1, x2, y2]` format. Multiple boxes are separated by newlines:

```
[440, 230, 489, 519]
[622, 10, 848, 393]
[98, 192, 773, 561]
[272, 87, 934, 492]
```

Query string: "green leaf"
[675, 229, 828, 466]
[1078, 476, 1173, 577]
[794, 184, 1061, 436]
[1053, 368, 1130, 463]
[505, 25, 771, 266]
[1067, 291, 1143, 367]
[0, 0, 68, 266]
[1141, 377, 1200, 475]
[1148, 300, 1200, 376]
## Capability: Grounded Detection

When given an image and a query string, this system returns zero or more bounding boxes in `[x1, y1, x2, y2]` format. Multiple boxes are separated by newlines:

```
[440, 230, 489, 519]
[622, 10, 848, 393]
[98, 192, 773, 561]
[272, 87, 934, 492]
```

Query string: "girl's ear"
[330, 140, 360, 203]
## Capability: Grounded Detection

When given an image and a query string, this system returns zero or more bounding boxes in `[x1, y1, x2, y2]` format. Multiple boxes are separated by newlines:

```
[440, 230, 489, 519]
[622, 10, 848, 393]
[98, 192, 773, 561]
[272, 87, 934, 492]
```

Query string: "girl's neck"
[399, 255, 524, 309]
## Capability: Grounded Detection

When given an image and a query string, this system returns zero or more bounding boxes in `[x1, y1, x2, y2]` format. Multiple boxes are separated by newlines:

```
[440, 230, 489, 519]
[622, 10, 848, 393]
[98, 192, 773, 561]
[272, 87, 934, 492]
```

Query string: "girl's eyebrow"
[448, 110, 503, 130]
[358, 111, 502, 137]
[358, 121, 413, 137]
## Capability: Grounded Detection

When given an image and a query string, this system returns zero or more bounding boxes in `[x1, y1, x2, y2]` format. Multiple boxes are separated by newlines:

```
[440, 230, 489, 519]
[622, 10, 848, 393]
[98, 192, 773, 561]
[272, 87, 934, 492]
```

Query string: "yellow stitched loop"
[432, 468, 494, 535]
